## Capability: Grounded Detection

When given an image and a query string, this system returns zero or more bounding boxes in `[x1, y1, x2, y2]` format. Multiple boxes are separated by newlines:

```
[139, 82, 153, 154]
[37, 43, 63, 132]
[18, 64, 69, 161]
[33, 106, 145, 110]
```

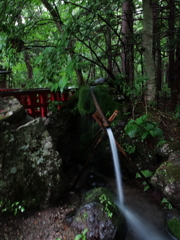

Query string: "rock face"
[70, 187, 127, 240]
[156, 142, 180, 158]
[0, 96, 26, 124]
[0, 97, 68, 208]
[45, 110, 82, 171]
[151, 152, 180, 209]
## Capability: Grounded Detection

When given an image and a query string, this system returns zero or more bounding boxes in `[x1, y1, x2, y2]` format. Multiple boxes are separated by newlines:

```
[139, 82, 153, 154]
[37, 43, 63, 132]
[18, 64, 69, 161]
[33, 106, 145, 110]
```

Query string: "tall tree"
[167, 0, 176, 106]
[121, 0, 134, 86]
[152, 1, 162, 94]
[142, 0, 156, 101]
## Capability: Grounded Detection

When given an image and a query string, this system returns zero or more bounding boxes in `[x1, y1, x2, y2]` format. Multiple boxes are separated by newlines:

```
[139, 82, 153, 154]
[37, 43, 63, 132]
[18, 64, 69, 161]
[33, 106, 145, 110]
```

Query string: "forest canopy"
[0, 0, 180, 104]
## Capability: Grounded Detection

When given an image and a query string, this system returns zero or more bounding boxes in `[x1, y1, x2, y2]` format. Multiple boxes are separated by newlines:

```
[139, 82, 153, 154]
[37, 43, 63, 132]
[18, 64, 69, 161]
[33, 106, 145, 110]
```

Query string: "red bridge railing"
[0, 88, 75, 118]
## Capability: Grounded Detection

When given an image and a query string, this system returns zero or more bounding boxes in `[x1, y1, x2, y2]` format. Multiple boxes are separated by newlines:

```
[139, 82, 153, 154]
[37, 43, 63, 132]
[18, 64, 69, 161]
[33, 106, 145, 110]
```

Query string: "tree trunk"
[142, 0, 156, 101]
[24, 51, 33, 80]
[152, 1, 162, 95]
[173, 39, 180, 107]
[121, 0, 134, 86]
[168, 0, 176, 107]
[106, 28, 113, 74]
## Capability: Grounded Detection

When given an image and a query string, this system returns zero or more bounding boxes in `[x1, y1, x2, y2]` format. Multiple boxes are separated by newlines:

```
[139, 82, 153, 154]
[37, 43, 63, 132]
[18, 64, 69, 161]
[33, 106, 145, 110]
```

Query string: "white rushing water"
[106, 127, 173, 240]
[106, 127, 124, 206]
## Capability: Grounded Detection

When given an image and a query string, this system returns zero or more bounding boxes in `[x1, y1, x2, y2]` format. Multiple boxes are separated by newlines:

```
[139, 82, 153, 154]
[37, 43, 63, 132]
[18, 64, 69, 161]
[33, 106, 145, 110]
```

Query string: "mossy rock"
[151, 151, 180, 209]
[71, 187, 127, 240]
[167, 217, 180, 240]
[83, 187, 116, 204]
[77, 85, 121, 116]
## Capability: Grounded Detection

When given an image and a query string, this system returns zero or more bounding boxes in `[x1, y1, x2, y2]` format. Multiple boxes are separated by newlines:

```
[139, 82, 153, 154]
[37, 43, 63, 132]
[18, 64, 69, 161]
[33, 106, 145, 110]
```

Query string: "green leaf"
[144, 123, 155, 131]
[150, 127, 163, 137]
[125, 125, 138, 138]
[82, 229, 88, 235]
[136, 115, 147, 125]
[144, 185, 150, 191]
[142, 132, 148, 140]
[75, 234, 83, 240]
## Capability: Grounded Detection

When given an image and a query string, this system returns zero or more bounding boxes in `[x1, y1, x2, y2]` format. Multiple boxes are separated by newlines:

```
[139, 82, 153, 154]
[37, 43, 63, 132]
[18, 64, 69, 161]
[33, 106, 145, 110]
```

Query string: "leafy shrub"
[124, 114, 163, 142]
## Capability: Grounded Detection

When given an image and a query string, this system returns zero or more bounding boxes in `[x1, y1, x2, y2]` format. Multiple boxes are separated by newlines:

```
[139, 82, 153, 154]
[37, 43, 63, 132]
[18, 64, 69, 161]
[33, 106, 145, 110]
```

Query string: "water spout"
[106, 127, 124, 207]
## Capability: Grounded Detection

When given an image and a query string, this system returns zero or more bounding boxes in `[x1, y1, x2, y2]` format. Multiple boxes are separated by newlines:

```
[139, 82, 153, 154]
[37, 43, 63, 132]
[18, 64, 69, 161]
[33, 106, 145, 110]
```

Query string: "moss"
[158, 164, 180, 183]
[83, 187, 119, 220]
[167, 217, 180, 240]
[77, 85, 120, 116]
[83, 187, 116, 204]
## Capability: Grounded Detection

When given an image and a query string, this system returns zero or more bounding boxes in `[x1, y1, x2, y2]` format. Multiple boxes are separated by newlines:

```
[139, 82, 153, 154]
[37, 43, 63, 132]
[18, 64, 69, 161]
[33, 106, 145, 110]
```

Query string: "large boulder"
[69, 187, 127, 240]
[151, 152, 180, 209]
[0, 117, 68, 208]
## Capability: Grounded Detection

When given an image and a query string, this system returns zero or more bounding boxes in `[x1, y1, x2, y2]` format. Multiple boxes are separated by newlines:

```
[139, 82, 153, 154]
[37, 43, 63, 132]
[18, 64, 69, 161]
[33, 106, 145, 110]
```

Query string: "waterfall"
[106, 127, 173, 240]
[106, 127, 124, 207]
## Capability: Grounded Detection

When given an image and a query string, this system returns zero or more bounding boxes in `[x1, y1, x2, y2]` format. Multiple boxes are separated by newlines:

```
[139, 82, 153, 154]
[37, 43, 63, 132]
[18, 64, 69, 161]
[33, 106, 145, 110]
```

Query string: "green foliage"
[136, 170, 154, 191]
[167, 217, 180, 240]
[48, 101, 62, 113]
[0, 0, 178, 98]
[161, 84, 171, 94]
[123, 75, 148, 99]
[122, 143, 136, 154]
[173, 105, 180, 120]
[74, 229, 88, 240]
[99, 193, 117, 218]
[161, 198, 173, 210]
[0, 199, 36, 215]
[124, 115, 163, 142]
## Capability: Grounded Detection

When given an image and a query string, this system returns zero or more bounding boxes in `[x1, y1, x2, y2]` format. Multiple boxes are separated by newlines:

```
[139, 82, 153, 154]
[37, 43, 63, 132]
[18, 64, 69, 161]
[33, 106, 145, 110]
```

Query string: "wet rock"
[46, 110, 81, 171]
[0, 117, 68, 208]
[151, 152, 180, 209]
[70, 187, 127, 240]
[0, 96, 26, 124]
[156, 142, 180, 158]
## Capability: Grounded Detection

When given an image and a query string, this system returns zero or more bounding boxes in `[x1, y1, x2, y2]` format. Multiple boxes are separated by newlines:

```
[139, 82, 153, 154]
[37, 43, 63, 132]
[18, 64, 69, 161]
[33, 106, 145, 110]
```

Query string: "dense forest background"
[0, 0, 180, 108]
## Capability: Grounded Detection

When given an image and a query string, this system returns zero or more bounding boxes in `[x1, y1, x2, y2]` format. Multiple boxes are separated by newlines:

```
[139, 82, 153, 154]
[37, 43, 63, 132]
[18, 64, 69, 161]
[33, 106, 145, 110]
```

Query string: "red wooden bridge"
[0, 88, 75, 118]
